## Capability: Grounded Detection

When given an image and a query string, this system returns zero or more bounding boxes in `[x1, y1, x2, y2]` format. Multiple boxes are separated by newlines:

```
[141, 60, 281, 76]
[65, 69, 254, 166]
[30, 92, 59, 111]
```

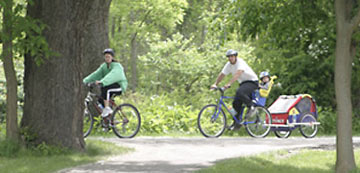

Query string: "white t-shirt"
[221, 58, 258, 83]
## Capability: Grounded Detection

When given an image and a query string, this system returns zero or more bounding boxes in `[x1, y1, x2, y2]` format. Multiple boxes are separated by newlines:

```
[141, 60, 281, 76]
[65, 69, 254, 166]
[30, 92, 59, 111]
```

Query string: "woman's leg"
[101, 83, 121, 117]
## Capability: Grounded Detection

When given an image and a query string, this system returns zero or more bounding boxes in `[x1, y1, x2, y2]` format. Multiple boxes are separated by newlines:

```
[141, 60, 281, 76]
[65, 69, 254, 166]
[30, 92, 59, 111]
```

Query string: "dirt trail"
[59, 136, 360, 173]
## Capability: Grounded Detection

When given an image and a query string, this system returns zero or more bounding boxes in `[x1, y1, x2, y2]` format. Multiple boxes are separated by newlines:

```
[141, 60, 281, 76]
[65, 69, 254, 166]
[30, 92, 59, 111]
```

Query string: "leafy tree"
[209, 0, 359, 172]
[215, 0, 337, 108]
[0, 0, 50, 141]
[109, 0, 187, 91]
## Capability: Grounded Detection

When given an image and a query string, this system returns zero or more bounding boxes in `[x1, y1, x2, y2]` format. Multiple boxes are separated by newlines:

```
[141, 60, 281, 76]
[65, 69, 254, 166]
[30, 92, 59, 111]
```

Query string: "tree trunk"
[130, 35, 138, 91]
[21, 0, 111, 151]
[2, 0, 19, 141]
[82, 0, 111, 75]
[334, 0, 357, 172]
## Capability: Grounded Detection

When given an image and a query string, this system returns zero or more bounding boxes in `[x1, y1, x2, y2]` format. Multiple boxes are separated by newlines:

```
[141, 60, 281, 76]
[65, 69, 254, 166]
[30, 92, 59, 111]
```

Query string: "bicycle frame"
[212, 88, 262, 126]
[84, 91, 117, 116]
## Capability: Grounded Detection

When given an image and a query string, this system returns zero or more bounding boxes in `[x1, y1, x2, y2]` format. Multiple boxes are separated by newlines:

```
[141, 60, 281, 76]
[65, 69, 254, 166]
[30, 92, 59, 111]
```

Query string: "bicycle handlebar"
[210, 87, 226, 96]
[86, 82, 102, 89]
[84, 82, 102, 97]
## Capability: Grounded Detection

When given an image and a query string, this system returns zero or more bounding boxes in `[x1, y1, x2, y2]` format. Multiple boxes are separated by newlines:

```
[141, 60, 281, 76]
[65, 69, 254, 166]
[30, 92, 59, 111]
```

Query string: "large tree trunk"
[21, 0, 111, 151]
[2, 0, 19, 141]
[334, 0, 358, 172]
[82, 0, 111, 75]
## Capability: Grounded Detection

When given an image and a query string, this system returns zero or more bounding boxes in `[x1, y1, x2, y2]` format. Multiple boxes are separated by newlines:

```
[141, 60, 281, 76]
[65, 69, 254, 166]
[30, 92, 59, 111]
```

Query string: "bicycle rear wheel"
[245, 106, 272, 138]
[112, 103, 141, 138]
[83, 108, 94, 138]
[299, 112, 318, 138]
[197, 104, 227, 138]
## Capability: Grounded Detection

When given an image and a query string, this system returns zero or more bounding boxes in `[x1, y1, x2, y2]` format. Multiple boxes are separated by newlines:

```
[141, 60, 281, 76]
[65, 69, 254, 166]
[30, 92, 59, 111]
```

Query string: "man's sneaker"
[101, 107, 113, 117]
[229, 121, 242, 131]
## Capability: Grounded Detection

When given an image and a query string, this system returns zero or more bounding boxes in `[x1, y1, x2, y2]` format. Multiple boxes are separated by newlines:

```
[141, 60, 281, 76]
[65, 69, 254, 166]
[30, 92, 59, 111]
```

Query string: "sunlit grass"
[0, 139, 133, 173]
[197, 149, 360, 173]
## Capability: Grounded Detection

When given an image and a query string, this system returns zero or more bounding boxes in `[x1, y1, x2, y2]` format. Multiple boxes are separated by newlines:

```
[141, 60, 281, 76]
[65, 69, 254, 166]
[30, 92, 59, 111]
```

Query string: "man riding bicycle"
[83, 48, 128, 118]
[210, 49, 258, 130]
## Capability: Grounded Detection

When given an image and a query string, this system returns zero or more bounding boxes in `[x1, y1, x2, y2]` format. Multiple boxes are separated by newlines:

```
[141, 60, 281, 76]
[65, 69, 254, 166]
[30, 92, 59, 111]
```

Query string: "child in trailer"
[259, 71, 272, 98]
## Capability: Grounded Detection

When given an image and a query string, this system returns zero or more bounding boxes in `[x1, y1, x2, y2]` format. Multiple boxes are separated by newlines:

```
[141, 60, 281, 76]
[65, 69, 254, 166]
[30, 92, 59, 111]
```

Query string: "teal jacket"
[83, 62, 128, 92]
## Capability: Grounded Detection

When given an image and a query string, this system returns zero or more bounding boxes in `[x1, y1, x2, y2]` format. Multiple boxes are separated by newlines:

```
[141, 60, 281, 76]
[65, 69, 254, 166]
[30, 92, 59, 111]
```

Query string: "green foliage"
[118, 92, 200, 134]
[211, 0, 340, 109]
[20, 126, 37, 145]
[317, 107, 336, 135]
[30, 142, 72, 156]
[0, 138, 21, 157]
[109, 0, 188, 65]
[317, 107, 360, 135]
[139, 33, 217, 94]
[138, 32, 256, 95]
[0, 0, 53, 65]
[1, 0, 359, 138]
[0, 138, 69, 158]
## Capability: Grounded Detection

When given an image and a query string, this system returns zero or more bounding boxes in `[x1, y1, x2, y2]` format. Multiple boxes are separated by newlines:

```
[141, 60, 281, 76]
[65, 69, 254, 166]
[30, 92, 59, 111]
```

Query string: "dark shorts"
[101, 83, 122, 100]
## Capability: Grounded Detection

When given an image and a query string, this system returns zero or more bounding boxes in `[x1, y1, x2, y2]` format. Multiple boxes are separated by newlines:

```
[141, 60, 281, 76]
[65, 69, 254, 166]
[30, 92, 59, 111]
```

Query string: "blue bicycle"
[197, 87, 272, 138]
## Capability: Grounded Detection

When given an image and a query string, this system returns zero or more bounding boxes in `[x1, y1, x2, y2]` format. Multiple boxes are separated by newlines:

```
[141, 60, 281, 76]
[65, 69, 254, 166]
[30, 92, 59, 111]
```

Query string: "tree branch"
[131, 9, 152, 42]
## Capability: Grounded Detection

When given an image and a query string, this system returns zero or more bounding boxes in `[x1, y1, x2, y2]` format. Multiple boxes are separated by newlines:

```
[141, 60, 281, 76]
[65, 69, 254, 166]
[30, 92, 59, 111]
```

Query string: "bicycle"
[83, 83, 141, 138]
[197, 87, 272, 138]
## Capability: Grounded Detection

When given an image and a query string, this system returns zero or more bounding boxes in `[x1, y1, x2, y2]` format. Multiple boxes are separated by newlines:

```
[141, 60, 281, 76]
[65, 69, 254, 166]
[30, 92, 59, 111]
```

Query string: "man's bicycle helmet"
[226, 49, 238, 57]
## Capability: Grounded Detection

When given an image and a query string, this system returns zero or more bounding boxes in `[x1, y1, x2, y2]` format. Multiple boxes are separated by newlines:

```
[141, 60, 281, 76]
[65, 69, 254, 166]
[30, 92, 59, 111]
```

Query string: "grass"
[196, 149, 360, 173]
[0, 138, 133, 173]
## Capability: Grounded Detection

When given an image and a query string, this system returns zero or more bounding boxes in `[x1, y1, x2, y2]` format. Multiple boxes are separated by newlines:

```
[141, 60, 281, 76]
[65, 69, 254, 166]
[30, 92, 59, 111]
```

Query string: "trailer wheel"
[274, 130, 291, 138]
[299, 112, 318, 138]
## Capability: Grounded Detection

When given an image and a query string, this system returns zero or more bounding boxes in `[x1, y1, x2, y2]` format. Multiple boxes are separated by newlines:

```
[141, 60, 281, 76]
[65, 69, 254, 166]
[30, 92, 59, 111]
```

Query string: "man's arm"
[224, 70, 243, 89]
[211, 72, 226, 89]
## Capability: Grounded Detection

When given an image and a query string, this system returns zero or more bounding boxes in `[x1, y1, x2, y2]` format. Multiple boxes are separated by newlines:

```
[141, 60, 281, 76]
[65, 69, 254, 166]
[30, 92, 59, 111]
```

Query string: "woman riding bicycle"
[83, 48, 128, 118]
[210, 49, 258, 130]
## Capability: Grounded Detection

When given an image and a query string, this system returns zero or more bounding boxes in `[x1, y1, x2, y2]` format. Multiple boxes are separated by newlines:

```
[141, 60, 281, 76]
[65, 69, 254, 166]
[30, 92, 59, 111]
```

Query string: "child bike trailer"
[267, 94, 320, 138]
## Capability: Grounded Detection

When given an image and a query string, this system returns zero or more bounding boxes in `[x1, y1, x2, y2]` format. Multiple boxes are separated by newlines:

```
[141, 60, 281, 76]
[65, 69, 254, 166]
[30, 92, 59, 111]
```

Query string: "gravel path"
[59, 136, 360, 173]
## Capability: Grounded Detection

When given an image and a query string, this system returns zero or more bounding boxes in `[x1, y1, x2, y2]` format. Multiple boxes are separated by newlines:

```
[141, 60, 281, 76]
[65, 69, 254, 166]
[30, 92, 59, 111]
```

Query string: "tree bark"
[82, 0, 111, 75]
[2, 0, 19, 141]
[130, 35, 138, 91]
[334, 0, 358, 172]
[21, 0, 111, 151]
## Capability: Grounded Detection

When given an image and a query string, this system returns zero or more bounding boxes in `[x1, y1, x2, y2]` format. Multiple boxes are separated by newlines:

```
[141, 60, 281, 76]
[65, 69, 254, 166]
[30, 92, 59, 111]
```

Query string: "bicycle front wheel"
[245, 106, 272, 138]
[83, 108, 94, 138]
[197, 104, 227, 138]
[112, 103, 141, 138]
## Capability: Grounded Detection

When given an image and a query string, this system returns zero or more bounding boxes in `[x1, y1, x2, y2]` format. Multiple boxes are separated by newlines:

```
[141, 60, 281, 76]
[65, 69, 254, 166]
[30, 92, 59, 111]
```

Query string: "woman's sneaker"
[101, 107, 113, 117]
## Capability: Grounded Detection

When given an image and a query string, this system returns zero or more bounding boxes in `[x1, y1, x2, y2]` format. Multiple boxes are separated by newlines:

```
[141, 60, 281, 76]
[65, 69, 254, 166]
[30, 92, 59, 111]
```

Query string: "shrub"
[0, 139, 21, 157]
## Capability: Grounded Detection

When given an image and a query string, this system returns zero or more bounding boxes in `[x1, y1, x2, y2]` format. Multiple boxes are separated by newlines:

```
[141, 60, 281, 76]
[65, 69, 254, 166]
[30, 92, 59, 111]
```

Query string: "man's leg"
[235, 82, 259, 118]
[230, 82, 258, 130]
[230, 86, 246, 130]
[232, 98, 243, 121]
[236, 82, 258, 107]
